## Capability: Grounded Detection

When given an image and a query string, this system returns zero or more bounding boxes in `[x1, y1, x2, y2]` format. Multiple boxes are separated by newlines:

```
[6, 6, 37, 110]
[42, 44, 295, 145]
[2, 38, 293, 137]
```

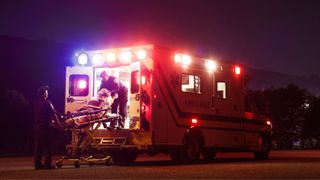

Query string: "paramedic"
[32, 86, 55, 169]
[99, 71, 128, 128]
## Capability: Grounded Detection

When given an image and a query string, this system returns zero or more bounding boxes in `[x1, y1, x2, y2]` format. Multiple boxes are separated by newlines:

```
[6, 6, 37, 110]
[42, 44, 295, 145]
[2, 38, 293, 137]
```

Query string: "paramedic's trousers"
[111, 95, 128, 128]
[34, 124, 52, 168]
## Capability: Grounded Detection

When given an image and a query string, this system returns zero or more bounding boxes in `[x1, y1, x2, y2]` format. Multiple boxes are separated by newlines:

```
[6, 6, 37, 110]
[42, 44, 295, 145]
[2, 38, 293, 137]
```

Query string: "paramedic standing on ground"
[99, 71, 128, 128]
[32, 86, 55, 169]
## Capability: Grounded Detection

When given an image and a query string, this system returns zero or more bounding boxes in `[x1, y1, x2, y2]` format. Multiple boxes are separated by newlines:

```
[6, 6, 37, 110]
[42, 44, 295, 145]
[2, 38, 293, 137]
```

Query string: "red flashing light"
[141, 105, 148, 111]
[266, 120, 271, 126]
[234, 66, 241, 75]
[266, 120, 272, 128]
[191, 118, 198, 125]
[77, 79, 87, 89]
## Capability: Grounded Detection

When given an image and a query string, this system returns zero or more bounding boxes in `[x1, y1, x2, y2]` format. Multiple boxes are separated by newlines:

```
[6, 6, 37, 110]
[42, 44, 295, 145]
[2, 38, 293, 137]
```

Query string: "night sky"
[1, 0, 320, 76]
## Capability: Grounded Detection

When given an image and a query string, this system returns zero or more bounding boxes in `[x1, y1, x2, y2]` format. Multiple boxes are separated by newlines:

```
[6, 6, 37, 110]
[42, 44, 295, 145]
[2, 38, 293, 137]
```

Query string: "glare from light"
[119, 51, 132, 63]
[137, 50, 147, 60]
[182, 55, 191, 66]
[191, 118, 198, 124]
[78, 79, 87, 89]
[106, 52, 116, 62]
[141, 76, 146, 85]
[92, 54, 102, 65]
[77, 53, 88, 65]
[234, 66, 241, 75]
[206, 60, 217, 72]
[174, 54, 182, 63]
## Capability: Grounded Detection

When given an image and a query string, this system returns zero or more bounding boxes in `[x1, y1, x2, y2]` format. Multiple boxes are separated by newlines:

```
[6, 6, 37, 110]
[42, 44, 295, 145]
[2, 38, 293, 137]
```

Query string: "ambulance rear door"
[65, 66, 93, 113]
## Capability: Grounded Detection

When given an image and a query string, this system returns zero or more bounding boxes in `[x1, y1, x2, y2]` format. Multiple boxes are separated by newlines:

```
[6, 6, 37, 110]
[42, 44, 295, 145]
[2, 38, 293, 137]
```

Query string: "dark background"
[0, 0, 320, 154]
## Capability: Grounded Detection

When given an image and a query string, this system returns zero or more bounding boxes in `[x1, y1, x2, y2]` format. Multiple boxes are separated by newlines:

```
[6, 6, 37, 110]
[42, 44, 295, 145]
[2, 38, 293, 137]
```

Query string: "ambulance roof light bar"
[174, 53, 192, 66]
[106, 52, 116, 62]
[77, 53, 88, 66]
[91, 54, 102, 66]
[206, 60, 218, 72]
[119, 51, 132, 64]
[137, 50, 147, 60]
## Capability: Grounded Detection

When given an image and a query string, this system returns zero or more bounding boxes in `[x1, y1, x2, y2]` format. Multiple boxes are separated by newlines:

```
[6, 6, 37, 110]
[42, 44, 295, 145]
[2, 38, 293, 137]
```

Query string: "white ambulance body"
[65, 44, 272, 163]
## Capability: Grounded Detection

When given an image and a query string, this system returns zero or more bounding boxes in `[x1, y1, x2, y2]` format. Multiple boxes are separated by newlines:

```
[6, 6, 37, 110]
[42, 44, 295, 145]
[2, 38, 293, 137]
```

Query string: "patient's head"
[98, 88, 109, 99]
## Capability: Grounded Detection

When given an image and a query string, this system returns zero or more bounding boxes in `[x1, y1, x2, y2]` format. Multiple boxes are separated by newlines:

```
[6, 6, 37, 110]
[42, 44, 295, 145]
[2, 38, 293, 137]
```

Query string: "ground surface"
[1, 150, 320, 179]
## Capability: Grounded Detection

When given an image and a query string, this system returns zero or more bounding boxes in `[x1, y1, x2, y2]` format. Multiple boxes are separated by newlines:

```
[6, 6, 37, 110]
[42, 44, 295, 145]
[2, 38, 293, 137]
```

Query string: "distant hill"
[247, 67, 320, 96]
[0, 35, 73, 112]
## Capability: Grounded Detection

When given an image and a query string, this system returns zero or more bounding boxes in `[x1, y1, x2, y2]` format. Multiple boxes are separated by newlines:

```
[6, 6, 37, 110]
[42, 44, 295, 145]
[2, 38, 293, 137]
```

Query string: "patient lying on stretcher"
[62, 88, 120, 129]
[62, 89, 120, 158]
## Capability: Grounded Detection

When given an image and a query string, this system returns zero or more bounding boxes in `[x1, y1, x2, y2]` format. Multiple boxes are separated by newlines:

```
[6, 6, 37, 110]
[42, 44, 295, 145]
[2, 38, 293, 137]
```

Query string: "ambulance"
[65, 44, 273, 164]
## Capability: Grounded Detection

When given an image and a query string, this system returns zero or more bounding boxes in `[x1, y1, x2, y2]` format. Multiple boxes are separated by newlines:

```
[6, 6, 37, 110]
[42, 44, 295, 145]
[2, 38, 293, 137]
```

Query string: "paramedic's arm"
[110, 78, 121, 97]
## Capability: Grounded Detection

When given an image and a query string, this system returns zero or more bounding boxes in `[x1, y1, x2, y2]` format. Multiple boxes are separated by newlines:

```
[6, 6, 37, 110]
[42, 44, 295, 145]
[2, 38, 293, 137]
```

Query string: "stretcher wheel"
[105, 156, 112, 166]
[74, 160, 81, 168]
[55, 161, 63, 168]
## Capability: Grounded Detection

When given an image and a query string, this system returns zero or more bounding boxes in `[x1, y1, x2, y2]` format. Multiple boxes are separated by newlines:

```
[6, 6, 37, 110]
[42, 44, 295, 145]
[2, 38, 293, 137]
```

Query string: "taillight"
[234, 66, 241, 75]
[191, 118, 198, 125]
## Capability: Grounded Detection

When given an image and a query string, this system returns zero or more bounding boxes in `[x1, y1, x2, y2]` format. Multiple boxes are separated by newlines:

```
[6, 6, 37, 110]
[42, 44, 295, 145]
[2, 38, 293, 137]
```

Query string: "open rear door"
[65, 66, 93, 113]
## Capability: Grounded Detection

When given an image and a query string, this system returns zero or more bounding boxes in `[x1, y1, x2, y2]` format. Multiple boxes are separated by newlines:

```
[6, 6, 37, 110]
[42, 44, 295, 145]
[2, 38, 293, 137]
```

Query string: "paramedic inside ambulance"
[99, 70, 128, 128]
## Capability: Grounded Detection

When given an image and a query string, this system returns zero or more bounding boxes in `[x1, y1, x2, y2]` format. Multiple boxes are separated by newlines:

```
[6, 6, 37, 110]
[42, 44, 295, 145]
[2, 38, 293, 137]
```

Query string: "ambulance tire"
[254, 137, 271, 160]
[183, 138, 201, 163]
[111, 150, 138, 165]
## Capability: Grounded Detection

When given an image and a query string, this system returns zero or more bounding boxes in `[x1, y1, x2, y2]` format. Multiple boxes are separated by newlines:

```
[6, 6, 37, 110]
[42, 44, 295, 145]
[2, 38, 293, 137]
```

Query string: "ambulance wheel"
[254, 137, 271, 160]
[74, 160, 81, 168]
[55, 161, 63, 168]
[184, 138, 200, 162]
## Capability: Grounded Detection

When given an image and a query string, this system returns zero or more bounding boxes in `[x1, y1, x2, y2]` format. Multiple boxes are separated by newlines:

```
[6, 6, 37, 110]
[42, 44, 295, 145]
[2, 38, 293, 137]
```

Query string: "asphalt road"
[1, 150, 320, 179]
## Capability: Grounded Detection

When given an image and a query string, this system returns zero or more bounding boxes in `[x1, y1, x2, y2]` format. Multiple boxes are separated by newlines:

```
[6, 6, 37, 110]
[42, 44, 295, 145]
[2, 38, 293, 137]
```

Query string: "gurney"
[53, 89, 122, 168]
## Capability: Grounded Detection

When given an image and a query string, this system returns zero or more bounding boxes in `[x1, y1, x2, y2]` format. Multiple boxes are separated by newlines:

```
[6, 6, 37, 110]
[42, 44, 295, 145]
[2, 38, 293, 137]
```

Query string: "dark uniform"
[99, 75, 128, 128]
[33, 87, 55, 169]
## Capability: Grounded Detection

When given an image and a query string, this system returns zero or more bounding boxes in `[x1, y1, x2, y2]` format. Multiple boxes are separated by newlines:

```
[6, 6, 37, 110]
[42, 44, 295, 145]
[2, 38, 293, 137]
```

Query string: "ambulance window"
[131, 70, 139, 93]
[217, 82, 227, 99]
[69, 74, 89, 96]
[181, 74, 201, 94]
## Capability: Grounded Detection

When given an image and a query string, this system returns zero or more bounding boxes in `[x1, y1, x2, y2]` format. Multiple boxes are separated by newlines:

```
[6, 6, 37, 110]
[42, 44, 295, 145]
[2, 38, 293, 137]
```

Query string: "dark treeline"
[0, 36, 73, 155]
[248, 84, 320, 149]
